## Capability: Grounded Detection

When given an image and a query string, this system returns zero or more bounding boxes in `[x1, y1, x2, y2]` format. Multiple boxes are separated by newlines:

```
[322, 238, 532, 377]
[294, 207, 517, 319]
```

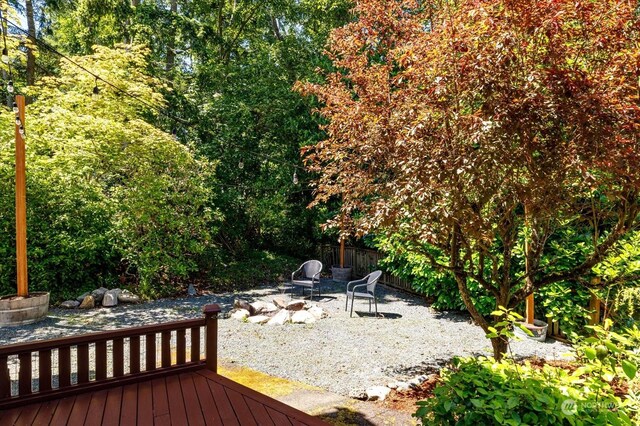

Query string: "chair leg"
[345, 292, 348, 311]
[350, 295, 355, 317]
[374, 297, 378, 317]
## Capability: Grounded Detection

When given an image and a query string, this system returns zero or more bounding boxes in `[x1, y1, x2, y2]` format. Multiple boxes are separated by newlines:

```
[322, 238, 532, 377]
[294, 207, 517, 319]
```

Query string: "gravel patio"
[0, 279, 571, 396]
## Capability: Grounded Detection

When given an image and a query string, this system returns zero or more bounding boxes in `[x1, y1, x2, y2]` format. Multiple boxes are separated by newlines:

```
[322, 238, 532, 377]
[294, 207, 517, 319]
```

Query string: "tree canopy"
[297, 0, 640, 357]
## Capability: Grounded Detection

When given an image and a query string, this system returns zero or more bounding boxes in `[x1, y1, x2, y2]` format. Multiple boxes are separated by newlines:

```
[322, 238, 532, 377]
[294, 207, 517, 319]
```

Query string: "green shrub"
[415, 356, 639, 425]
[415, 320, 640, 426]
[375, 235, 495, 315]
[0, 45, 219, 301]
[208, 250, 301, 292]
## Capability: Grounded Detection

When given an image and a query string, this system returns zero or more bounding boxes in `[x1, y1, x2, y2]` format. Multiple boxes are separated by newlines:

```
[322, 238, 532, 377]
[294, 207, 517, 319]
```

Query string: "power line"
[1, 16, 307, 173]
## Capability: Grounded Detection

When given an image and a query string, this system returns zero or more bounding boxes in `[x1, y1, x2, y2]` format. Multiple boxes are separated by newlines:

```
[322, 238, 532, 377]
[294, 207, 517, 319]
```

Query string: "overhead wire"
[0, 16, 315, 195]
[1, 16, 308, 174]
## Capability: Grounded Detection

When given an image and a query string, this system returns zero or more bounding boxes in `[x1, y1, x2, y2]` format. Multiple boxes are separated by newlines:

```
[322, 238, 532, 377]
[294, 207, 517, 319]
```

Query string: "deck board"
[102, 387, 123, 426]
[119, 383, 138, 426]
[48, 395, 75, 426]
[166, 374, 188, 424]
[84, 390, 108, 426]
[0, 368, 328, 426]
[137, 380, 154, 425]
[179, 373, 206, 426]
[66, 392, 92, 425]
[30, 399, 58, 426]
[192, 371, 223, 426]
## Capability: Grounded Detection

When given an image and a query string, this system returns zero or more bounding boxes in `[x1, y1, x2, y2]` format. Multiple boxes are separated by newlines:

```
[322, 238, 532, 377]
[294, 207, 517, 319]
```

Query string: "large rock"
[291, 310, 316, 324]
[118, 290, 140, 304]
[102, 289, 122, 307]
[247, 315, 270, 324]
[307, 305, 328, 320]
[273, 297, 287, 309]
[267, 309, 290, 326]
[91, 287, 109, 303]
[76, 292, 90, 303]
[286, 300, 305, 311]
[231, 309, 250, 320]
[60, 300, 80, 309]
[250, 301, 268, 314]
[79, 295, 95, 309]
[263, 302, 278, 313]
[366, 386, 391, 401]
[234, 299, 256, 316]
[187, 284, 197, 297]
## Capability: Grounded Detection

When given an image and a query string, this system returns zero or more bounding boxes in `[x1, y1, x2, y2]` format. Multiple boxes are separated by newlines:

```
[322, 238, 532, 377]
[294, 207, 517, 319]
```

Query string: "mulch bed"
[382, 374, 441, 413]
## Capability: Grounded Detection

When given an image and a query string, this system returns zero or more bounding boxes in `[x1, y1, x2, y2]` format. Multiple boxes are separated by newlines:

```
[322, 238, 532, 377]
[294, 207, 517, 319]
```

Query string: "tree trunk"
[491, 337, 508, 360]
[166, 0, 177, 75]
[25, 0, 36, 86]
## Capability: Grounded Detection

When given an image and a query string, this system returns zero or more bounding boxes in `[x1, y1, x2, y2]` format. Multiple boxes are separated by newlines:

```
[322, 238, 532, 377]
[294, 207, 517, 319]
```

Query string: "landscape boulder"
[91, 287, 109, 303]
[234, 299, 256, 316]
[307, 305, 327, 320]
[291, 310, 316, 324]
[76, 292, 89, 303]
[365, 386, 391, 401]
[79, 295, 95, 309]
[286, 300, 305, 311]
[247, 315, 270, 324]
[187, 284, 197, 297]
[118, 290, 140, 304]
[272, 297, 287, 309]
[231, 309, 250, 320]
[267, 309, 290, 326]
[102, 289, 122, 307]
[60, 300, 80, 309]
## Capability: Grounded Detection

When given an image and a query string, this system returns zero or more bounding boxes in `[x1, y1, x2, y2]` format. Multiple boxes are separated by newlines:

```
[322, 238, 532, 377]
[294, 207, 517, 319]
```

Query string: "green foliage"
[417, 320, 640, 425]
[536, 282, 592, 339]
[0, 45, 219, 300]
[415, 356, 639, 425]
[375, 235, 495, 315]
[575, 320, 640, 383]
[208, 250, 301, 292]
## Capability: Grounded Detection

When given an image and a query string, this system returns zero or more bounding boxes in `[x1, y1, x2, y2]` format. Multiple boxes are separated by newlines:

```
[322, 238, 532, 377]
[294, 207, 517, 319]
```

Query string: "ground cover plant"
[414, 317, 640, 425]
[297, 0, 640, 358]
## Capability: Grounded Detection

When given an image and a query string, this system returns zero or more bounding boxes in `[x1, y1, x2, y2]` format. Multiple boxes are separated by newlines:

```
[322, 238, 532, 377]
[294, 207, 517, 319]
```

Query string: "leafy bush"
[0, 45, 219, 301]
[208, 250, 301, 292]
[415, 322, 640, 426]
[375, 235, 495, 316]
[416, 356, 639, 425]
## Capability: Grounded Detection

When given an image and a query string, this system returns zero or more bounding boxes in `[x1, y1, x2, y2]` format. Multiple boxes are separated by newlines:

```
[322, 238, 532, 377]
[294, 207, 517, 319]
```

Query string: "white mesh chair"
[345, 270, 383, 317]
[291, 260, 323, 299]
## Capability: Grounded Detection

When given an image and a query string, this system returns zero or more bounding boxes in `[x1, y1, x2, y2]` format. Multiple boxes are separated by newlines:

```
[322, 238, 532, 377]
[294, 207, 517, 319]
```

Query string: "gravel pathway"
[0, 279, 571, 396]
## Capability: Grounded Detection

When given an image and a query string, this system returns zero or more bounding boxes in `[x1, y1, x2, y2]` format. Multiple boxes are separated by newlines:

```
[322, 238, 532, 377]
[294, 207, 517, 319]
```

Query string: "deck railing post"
[203, 304, 221, 373]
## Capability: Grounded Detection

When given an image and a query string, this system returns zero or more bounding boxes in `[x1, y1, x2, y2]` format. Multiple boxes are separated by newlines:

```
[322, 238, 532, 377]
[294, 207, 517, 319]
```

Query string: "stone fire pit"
[230, 297, 328, 325]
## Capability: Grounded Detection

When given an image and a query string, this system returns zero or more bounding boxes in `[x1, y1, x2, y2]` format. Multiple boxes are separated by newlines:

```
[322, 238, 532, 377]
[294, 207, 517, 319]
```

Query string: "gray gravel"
[0, 279, 571, 396]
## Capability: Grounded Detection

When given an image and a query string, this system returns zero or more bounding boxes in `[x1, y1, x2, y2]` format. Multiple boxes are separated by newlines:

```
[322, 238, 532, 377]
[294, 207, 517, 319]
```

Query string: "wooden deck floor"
[0, 368, 328, 426]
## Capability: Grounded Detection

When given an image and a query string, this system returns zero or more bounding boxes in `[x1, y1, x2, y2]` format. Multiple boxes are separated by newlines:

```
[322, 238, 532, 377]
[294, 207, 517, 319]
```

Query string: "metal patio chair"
[291, 260, 323, 299]
[345, 270, 383, 317]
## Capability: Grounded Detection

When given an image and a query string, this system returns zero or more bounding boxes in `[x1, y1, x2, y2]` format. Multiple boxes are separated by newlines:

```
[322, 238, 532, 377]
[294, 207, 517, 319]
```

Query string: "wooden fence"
[319, 244, 416, 294]
[318, 244, 581, 339]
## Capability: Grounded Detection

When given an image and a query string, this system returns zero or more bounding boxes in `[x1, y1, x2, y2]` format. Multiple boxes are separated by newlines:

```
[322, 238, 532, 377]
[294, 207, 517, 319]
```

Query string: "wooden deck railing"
[0, 303, 221, 409]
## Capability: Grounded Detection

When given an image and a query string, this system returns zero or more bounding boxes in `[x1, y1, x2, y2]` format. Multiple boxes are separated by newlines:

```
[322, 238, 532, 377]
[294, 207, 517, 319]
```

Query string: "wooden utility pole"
[15, 95, 28, 297]
[524, 205, 534, 324]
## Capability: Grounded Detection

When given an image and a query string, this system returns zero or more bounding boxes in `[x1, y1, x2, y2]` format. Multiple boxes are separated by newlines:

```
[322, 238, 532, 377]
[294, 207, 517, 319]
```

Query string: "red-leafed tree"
[297, 0, 640, 358]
